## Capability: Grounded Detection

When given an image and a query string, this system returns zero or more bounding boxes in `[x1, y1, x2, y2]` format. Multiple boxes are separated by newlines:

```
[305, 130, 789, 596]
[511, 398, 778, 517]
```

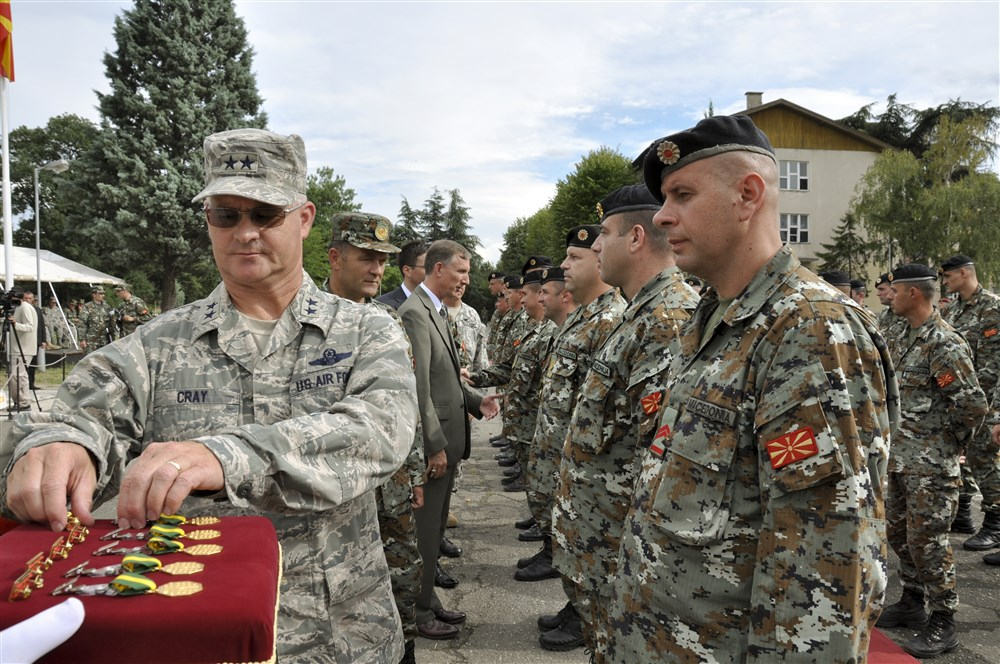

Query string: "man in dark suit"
[399, 239, 500, 640]
[378, 240, 428, 310]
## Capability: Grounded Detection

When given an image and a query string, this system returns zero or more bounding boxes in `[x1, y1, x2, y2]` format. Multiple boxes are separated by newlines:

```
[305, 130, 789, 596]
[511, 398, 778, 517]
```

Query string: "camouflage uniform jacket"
[612, 246, 900, 663]
[494, 308, 528, 372]
[42, 306, 72, 347]
[887, 310, 987, 477]
[450, 302, 489, 373]
[941, 285, 1000, 403]
[530, 289, 626, 498]
[486, 308, 512, 361]
[4, 276, 418, 663]
[115, 295, 155, 338]
[552, 268, 698, 593]
[500, 317, 557, 445]
[876, 306, 908, 345]
[80, 300, 112, 348]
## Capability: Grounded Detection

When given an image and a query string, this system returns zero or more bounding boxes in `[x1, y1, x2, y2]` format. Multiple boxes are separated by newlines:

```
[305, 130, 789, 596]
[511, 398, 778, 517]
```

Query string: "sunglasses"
[203, 202, 305, 229]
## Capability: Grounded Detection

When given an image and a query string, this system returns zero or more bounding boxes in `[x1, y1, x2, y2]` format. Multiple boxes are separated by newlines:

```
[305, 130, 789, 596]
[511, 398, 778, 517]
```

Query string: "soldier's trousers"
[377, 489, 423, 642]
[887, 471, 960, 614]
[960, 424, 1000, 514]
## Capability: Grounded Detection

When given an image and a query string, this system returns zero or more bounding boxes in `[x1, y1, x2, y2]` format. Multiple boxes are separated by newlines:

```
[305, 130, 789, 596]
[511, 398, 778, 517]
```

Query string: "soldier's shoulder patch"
[641, 391, 663, 415]
[512, 338, 521, 347]
[935, 371, 956, 388]
[984, 327, 998, 338]
[765, 427, 819, 470]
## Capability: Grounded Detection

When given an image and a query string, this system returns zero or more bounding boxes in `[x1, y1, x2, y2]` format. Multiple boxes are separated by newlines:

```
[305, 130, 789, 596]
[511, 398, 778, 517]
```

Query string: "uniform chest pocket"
[289, 362, 354, 416]
[898, 368, 932, 413]
[152, 387, 241, 441]
[571, 360, 619, 454]
[547, 351, 579, 415]
[644, 402, 739, 546]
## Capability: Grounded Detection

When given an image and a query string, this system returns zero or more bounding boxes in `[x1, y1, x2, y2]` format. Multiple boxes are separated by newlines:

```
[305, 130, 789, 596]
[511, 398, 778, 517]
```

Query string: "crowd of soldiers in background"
[42, 283, 154, 353]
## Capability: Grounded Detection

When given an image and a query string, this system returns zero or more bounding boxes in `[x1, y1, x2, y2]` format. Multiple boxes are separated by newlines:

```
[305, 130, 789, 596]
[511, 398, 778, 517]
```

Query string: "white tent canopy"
[0, 246, 122, 285]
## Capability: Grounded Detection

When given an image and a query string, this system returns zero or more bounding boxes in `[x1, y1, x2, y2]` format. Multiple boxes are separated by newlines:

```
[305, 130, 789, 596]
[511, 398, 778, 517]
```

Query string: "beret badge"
[595, 202, 604, 220]
[542, 269, 549, 279]
[657, 140, 681, 166]
[374, 220, 390, 241]
[577, 229, 589, 242]
[530, 258, 537, 266]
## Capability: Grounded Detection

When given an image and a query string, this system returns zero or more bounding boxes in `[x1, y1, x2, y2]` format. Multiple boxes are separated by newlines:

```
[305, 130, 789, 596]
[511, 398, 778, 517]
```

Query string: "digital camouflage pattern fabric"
[608, 247, 899, 664]
[3, 276, 418, 663]
[80, 299, 113, 351]
[886, 309, 986, 615]
[450, 302, 489, 373]
[114, 295, 154, 338]
[552, 267, 698, 657]
[486, 308, 512, 363]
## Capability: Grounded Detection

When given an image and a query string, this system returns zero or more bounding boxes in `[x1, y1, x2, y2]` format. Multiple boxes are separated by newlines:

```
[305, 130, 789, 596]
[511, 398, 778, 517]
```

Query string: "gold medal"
[187, 516, 220, 525]
[159, 562, 206, 575]
[182, 529, 221, 540]
[183, 544, 223, 556]
[154, 581, 203, 597]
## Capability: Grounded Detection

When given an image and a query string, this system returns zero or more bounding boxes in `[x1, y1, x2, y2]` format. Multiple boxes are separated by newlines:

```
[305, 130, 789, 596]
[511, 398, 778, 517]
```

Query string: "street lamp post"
[32, 158, 70, 371]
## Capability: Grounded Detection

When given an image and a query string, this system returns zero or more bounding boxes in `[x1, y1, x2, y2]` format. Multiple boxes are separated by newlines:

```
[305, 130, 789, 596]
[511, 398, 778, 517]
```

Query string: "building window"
[780, 214, 809, 243]
[780, 161, 809, 190]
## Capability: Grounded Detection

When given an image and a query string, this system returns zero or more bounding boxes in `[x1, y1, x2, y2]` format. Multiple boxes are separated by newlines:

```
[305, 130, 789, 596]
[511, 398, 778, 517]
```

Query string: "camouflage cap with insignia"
[940, 254, 974, 273]
[192, 128, 307, 207]
[329, 212, 401, 253]
[90, 286, 104, 295]
[638, 114, 775, 204]
[566, 224, 601, 249]
[540, 267, 565, 284]
[114, 282, 131, 292]
[890, 263, 937, 283]
[521, 255, 553, 275]
[597, 184, 660, 223]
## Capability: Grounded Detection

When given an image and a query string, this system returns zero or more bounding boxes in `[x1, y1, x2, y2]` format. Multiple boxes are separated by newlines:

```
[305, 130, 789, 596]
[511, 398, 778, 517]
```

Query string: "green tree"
[814, 212, 882, 277]
[549, 147, 638, 250]
[394, 197, 422, 243]
[419, 188, 448, 240]
[71, 0, 266, 310]
[302, 166, 361, 284]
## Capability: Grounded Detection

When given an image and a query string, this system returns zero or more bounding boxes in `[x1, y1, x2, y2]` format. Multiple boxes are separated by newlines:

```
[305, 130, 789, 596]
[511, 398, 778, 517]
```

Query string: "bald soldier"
[608, 115, 899, 663]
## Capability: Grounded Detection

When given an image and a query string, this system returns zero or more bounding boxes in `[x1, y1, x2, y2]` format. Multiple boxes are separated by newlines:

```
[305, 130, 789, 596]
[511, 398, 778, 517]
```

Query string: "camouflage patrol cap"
[540, 267, 565, 284]
[596, 184, 660, 223]
[329, 212, 401, 253]
[521, 255, 553, 275]
[819, 270, 851, 287]
[639, 115, 775, 204]
[114, 282, 131, 292]
[522, 271, 543, 285]
[940, 254, 974, 273]
[90, 286, 104, 295]
[192, 128, 307, 207]
[567, 225, 601, 249]
[890, 263, 936, 283]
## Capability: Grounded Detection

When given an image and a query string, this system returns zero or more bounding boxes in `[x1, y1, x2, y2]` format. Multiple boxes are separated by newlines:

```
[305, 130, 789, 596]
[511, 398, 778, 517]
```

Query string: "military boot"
[539, 604, 584, 651]
[950, 494, 977, 534]
[537, 601, 574, 631]
[901, 611, 958, 658]
[963, 510, 1000, 551]
[984, 550, 1000, 565]
[398, 639, 416, 664]
[518, 546, 545, 569]
[515, 538, 561, 581]
[875, 588, 929, 629]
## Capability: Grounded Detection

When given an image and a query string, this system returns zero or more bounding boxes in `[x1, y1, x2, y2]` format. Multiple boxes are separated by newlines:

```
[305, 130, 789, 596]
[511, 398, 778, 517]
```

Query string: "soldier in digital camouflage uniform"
[530, 225, 625, 653]
[552, 184, 699, 662]
[875, 271, 908, 343]
[876, 263, 987, 658]
[42, 297, 71, 349]
[608, 115, 899, 664]
[939, 254, 1000, 553]
[79, 286, 113, 352]
[112, 283, 154, 338]
[485, 271, 508, 359]
[2, 129, 417, 664]
[445, 286, 489, 375]
[64, 299, 82, 347]
[327, 211, 426, 664]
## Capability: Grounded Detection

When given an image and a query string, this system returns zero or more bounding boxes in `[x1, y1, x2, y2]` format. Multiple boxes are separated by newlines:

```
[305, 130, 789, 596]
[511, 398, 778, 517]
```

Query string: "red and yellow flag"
[766, 427, 819, 470]
[0, 0, 13, 81]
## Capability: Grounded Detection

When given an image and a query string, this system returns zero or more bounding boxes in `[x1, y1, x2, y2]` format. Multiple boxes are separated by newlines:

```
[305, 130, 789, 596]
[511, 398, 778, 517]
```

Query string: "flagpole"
[2, 75, 12, 292]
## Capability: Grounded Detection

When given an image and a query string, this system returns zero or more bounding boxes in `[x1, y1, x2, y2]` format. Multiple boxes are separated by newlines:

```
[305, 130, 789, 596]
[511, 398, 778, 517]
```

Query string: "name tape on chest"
[591, 360, 613, 378]
[684, 397, 737, 427]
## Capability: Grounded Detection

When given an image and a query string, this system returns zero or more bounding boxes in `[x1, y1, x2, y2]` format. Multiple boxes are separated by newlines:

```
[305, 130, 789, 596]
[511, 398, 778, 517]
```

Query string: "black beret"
[819, 270, 851, 287]
[540, 267, 565, 284]
[640, 115, 775, 204]
[503, 275, 523, 289]
[522, 271, 543, 285]
[522, 255, 553, 275]
[489, 271, 505, 281]
[874, 273, 891, 287]
[596, 184, 660, 223]
[890, 264, 937, 283]
[940, 254, 974, 272]
[684, 276, 702, 288]
[849, 279, 866, 291]
[566, 225, 601, 249]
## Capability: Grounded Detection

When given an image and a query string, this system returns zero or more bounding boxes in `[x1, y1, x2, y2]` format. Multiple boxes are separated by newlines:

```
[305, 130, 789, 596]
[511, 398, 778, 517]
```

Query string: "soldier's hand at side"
[412, 485, 424, 510]
[6, 443, 97, 532]
[481, 393, 502, 420]
[460, 368, 472, 385]
[993, 423, 1000, 446]
[117, 442, 223, 530]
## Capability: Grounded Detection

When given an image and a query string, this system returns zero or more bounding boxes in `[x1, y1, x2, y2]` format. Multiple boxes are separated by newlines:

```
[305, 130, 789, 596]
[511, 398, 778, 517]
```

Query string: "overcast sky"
[6, 1, 999, 262]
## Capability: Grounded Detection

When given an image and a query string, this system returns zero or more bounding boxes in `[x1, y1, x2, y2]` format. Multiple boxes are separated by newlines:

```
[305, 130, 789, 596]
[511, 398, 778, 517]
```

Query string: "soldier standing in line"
[876, 271, 908, 342]
[43, 296, 71, 349]
[112, 283, 154, 338]
[78, 286, 112, 352]
[532, 225, 626, 653]
[938, 254, 1000, 554]
[445, 283, 488, 376]
[485, 271, 508, 359]
[876, 263, 987, 658]
[552, 184, 699, 661]
[326, 211, 425, 664]
[608, 115, 898, 663]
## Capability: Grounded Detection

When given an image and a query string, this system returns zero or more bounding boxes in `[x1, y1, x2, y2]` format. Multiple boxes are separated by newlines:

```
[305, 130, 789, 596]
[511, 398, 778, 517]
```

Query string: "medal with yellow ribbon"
[51, 573, 202, 598]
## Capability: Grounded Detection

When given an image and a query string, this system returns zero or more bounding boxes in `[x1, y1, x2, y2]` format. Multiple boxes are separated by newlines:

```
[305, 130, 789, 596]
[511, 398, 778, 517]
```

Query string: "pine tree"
[444, 188, 481, 252]
[420, 188, 448, 240]
[394, 197, 422, 243]
[73, 0, 266, 310]
[814, 212, 882, 278]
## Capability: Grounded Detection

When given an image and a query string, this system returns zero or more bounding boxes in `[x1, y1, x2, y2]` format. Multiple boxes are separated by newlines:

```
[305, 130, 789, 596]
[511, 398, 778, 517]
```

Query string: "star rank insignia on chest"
[641, 391, 663, 415]
[766, 427, 819, 470]
[936, 371, 956, 388]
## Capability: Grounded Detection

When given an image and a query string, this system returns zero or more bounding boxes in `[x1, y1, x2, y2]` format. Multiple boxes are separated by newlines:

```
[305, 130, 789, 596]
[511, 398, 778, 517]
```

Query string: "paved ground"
[3, 388, 998, 663]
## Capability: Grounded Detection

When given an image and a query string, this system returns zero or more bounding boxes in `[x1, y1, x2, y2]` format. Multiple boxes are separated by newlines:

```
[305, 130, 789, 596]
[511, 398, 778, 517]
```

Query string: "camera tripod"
[1, 310, 41, 417]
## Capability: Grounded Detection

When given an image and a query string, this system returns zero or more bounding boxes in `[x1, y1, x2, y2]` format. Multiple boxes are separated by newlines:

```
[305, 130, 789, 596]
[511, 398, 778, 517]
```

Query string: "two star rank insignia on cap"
[221, 153, 258, 171]
[766, 427, 819, 470]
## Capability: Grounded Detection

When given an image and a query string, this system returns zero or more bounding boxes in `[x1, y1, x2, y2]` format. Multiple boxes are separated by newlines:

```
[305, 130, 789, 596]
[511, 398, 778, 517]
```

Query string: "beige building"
[743, 92, 891, 287]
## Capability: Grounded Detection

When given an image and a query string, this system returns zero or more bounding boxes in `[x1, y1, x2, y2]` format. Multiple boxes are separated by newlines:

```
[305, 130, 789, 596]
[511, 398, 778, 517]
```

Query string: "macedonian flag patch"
[641, 391, 663, 415]
[936, 371, 956, 388]
[766, 427, 819, 470]
[984, 327, 999, 338]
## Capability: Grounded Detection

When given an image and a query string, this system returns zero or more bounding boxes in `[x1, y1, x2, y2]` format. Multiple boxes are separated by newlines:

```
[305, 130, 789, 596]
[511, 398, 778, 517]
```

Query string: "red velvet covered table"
[1, 516, 280, 664]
